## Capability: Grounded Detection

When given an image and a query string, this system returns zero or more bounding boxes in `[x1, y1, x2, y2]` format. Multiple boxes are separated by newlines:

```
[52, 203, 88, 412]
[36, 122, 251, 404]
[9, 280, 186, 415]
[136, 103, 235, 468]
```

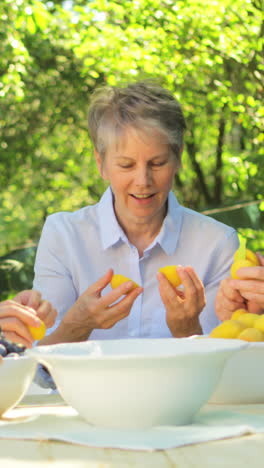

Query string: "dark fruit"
[0, 326, 26, 358]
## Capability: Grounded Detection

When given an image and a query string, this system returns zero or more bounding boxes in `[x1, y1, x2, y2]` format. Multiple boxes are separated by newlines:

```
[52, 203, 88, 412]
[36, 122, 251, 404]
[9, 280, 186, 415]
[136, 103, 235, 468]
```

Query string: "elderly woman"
[0, 289, 57, 347]
[33, 80, 238, 346]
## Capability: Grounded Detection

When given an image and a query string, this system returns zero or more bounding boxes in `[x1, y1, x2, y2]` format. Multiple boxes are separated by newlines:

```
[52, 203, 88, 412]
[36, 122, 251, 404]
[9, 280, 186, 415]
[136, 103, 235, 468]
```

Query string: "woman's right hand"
[41, 269, 143, 344]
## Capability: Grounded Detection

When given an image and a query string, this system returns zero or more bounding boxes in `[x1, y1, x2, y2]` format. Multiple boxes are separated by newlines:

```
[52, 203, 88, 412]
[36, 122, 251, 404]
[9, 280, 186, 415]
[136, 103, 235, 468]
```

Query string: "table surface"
[1, 394, 264, 468]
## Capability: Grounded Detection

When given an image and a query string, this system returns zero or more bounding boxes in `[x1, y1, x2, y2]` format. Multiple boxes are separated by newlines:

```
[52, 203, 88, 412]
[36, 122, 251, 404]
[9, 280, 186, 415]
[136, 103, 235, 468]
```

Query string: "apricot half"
[158, 265, 182, 288]
[209, 320, 245, 339]
[236, 313, 259, 328]
[234, 248, 260, 267]
[230, 259, 256, 279]
[231, 308, 248, 320]
[28, 321, 46, 341]
[110, 274, 139, 292]
[237, 328, 264, 342]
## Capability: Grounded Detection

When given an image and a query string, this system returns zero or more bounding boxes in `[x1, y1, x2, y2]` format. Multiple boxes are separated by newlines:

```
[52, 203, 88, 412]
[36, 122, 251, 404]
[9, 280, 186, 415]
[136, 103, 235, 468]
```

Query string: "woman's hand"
[13, 290, 57, 328]
[157, 266, 205, 337]
[216, 253, 264, 319]
[41, 269, 143, 344]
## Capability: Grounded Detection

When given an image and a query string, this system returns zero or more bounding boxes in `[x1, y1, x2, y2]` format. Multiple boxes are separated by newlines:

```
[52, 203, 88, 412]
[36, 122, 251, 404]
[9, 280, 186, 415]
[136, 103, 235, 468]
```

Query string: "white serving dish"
[28, 338, 246, 428]
[209, 341, 264, 404]
[0, 355, 37, 416]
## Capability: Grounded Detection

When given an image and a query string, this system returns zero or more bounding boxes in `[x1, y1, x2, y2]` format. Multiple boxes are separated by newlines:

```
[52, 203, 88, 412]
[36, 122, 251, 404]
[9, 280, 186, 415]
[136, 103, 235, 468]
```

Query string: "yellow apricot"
[158, 265, 182, 288]
[110, 274, 139, 292]
[254, 315, 264, 333]
[237, 327, 264, 342]
[209, 320, 246, 339]
[230, 259, 255, 279]
[236, 313, 260, 328]
[28, 321, 46, 341]
[245, 249, 260, 266]
[231, 308, 248, 320]
[234, 248, 260, 266]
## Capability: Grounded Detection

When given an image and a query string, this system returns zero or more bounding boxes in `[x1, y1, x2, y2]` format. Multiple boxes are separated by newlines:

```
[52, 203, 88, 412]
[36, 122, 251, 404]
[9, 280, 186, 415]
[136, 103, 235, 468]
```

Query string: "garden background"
[0, 0, 263, 299]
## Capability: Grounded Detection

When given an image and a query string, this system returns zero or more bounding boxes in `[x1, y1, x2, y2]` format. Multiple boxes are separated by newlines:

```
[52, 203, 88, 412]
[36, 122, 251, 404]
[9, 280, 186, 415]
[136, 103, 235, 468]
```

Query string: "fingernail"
[34, 317, 42, 325]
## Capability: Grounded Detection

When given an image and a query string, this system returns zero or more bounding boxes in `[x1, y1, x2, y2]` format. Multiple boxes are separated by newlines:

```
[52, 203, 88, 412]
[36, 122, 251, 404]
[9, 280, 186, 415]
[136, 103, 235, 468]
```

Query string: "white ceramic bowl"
[209, 341, 264, 404]
[0, 355, 37, 416]
[29, 338, 246, 428]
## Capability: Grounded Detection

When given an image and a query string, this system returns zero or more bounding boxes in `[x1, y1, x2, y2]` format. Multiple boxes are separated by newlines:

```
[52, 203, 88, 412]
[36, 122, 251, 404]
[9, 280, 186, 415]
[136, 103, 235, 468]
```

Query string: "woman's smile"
[130, 192, 156, 203]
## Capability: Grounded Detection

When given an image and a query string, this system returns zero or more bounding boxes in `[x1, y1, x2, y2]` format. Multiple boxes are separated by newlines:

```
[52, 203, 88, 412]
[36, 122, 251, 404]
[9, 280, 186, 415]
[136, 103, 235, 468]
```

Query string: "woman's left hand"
[157, 266, 205, 337]
[13, 290, 57, 329]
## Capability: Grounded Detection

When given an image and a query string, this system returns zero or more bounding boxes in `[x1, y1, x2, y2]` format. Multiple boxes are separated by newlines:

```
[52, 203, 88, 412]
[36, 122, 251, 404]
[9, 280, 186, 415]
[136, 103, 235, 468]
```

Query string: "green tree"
[0, 0, 263, 259]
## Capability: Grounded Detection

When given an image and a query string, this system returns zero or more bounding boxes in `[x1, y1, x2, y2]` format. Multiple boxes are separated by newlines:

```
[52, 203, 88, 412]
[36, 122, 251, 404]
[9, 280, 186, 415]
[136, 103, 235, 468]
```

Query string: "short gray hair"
[87, 80, 186, 165]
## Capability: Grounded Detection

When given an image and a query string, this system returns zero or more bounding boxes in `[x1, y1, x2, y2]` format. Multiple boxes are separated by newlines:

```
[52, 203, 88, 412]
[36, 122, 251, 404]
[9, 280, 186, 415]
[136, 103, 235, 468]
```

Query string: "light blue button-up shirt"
[33, 187, 239, 338]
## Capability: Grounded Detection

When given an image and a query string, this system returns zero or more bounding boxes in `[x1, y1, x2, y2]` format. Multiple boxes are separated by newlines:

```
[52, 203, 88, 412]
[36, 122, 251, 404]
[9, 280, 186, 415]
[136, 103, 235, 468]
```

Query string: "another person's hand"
[13, 289, 57, 328]
[157, 266, 205, 337]
[0, 290, 57, 348]
[0, 298, 42, 348]
[40, 269, 143, 345]
[215, 253, 264, 320]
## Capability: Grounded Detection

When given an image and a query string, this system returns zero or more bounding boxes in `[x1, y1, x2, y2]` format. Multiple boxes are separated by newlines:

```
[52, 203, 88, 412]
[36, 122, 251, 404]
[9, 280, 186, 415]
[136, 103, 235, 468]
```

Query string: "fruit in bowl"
[29, 337, 246, 428]
[209, 311, 264, 342]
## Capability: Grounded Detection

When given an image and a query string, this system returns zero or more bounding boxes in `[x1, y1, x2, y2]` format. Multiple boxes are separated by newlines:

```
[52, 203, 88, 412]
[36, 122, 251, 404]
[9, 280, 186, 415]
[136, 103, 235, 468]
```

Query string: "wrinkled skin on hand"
[157, 265, 205, 337]
[215, 253, 264, 321]
[39, 269, 143, 345]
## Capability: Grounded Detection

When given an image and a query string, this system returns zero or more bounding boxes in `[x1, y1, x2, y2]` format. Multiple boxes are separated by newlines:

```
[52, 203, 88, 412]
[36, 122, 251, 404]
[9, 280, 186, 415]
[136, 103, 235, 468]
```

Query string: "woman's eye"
[152, 161, 167, 167]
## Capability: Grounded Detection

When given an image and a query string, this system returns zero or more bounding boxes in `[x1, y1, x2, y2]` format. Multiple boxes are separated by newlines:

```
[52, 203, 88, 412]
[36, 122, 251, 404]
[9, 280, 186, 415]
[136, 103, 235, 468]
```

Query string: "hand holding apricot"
[27, 320, 46, 340]
[157, 265, 205, 338]
[110, 274, 140, 292]
[41, 270, 143, 345]
[158, 265, 182, 288]
[209, 313, 264, 342]
[230, 247, 261, 279]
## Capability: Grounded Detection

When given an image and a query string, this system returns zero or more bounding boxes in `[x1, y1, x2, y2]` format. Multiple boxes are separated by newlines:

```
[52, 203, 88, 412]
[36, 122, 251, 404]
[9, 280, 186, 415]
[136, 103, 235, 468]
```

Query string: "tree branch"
[185, 132, 213, 205]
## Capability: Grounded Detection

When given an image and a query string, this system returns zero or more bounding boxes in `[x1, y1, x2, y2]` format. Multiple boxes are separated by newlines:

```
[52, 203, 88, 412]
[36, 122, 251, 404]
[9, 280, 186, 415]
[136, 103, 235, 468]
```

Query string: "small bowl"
[0, 355, 37, 417]
[29, 338, 246, 428]
[209, 341, 264, 404]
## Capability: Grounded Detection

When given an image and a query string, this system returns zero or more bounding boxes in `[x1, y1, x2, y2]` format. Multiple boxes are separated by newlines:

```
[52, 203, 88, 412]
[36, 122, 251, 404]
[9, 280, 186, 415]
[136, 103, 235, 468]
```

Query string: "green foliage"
[0, 0, 263, 269]
[0, 246, 37, 299]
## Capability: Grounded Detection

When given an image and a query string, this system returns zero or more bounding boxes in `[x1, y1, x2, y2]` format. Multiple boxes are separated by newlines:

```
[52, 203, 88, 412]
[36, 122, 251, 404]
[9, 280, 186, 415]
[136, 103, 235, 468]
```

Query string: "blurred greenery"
[0, 0, 263, 299]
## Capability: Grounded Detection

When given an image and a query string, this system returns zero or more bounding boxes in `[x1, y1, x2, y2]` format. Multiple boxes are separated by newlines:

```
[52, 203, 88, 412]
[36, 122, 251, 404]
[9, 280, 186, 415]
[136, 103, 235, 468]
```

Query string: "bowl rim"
[27, 338, 248, 361]
[196, 335, 264, 348]
[1, 354, 36, 362]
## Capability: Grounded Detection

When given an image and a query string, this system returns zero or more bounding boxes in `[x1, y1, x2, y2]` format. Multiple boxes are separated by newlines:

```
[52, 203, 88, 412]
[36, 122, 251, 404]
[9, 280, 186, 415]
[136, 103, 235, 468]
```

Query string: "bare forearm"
[37, 321, 93, 346]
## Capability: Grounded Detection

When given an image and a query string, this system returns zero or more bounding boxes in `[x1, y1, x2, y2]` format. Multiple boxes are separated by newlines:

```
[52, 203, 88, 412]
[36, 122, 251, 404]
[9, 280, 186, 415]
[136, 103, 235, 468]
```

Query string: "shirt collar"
[97, 187, 183, 254]
[98, 187, 126, 250]
[155, 191, 183, 255]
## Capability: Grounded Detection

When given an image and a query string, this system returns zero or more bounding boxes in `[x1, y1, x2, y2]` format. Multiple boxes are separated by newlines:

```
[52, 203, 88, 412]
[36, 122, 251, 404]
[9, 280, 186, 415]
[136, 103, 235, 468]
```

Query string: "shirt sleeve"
[33, 214, 78, 335]
[200, 228, 239, 334]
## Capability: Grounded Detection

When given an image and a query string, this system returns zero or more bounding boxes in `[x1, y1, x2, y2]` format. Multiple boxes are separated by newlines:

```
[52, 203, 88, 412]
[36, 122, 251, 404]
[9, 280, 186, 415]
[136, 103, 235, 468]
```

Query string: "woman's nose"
[136, 165, 152, 186]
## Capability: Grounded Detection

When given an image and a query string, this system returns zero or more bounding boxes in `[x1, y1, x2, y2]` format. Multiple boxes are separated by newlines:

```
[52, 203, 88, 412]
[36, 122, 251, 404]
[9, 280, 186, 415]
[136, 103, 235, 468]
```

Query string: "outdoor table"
[1, 393, 264, 468]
